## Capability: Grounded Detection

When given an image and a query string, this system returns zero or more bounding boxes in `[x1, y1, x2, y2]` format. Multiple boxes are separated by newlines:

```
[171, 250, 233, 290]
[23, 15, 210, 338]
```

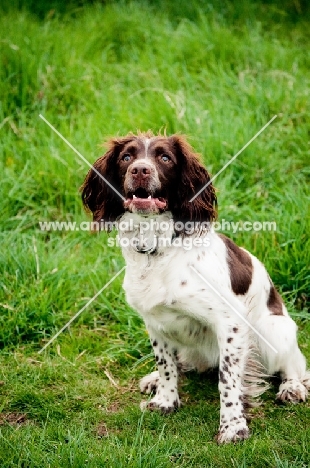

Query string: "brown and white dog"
[82, 132, 309, 443]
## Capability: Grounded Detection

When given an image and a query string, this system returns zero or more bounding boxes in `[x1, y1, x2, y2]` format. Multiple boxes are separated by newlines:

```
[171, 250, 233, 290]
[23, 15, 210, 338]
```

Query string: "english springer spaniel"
[81, 132, 309, 443]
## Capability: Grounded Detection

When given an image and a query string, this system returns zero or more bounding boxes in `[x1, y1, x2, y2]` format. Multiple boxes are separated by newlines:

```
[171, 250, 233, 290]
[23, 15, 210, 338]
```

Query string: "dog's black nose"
[131, 164, 151, 179]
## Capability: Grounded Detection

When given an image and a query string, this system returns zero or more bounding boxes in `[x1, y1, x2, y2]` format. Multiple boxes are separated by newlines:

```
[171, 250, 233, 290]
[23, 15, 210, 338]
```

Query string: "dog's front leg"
[216, 322, 250, 443]
[140, 329, 180, 414]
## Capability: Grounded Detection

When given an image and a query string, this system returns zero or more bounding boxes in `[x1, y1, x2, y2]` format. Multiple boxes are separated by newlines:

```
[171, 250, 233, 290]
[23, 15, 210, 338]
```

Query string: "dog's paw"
[276, 379, 308, 403]
[139, 371, 160, 395]
[140, 394, 180, 414]
[302, 372, 310, 390]
[216, 420, 250, 444]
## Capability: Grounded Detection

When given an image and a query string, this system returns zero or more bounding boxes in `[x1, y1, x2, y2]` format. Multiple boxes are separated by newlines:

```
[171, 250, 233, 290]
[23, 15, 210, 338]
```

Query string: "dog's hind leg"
[255, 312, 309, 403]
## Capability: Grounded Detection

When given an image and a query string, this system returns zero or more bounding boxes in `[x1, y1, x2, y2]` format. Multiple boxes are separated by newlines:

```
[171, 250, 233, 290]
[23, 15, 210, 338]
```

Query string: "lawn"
[0, 0, 310, 466]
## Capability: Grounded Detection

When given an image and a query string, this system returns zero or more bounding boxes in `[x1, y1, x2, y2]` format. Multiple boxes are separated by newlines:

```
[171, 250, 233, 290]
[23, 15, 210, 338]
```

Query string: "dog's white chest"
[123, 257, 173, 312]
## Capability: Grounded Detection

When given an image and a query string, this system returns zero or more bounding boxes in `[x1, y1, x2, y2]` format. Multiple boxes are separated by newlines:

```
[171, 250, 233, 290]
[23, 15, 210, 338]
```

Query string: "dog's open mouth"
[124, 188, 167, 213]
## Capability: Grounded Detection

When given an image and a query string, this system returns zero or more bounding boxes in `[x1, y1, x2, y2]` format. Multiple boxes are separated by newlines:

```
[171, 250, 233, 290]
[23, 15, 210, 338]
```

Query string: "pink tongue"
[124, 197, 167, 211]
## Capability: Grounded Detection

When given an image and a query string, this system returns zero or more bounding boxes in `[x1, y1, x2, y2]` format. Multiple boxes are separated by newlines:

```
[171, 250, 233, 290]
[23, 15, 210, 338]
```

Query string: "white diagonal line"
[190, 266, 278, 354]
[38, 266, 126, 354]
[39, 114, 125, 201]
[189, 115, 277, 202]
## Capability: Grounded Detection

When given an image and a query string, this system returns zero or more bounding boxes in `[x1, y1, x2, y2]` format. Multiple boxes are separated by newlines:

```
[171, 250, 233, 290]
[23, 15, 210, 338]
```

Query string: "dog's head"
[81, 133, 217, 228]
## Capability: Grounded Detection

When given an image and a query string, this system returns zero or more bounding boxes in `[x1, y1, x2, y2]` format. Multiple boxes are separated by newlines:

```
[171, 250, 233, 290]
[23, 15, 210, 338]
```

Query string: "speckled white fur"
[119, 212, 309, 443]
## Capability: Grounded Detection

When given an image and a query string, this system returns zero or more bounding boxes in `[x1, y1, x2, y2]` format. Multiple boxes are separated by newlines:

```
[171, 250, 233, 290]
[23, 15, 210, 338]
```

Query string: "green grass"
[0, 0, 310, 466]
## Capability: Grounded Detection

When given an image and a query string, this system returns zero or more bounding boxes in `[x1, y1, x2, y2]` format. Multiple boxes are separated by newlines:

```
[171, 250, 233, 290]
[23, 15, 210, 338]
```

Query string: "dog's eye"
[122, 153, 131, 162]
[161, 154, 171, 162]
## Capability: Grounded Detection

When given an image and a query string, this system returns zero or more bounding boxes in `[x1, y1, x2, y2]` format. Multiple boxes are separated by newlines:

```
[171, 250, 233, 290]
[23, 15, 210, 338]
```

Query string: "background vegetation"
[0, 0, 309, 466]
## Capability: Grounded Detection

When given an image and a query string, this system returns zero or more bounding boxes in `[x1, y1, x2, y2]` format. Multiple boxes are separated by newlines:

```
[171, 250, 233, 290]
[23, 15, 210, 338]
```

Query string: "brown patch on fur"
[220, 235, 253, 295]
[267, 281, 284, 315]
[81, 136, 133, 223]
[168, 135, 217, 228]
[219, 370, 228, 385]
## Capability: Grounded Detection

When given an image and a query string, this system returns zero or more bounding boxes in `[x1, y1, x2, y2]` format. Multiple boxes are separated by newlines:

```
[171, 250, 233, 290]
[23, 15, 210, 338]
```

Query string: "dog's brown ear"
[169, 135, 217, 224]
[81, 138, 129, 223]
